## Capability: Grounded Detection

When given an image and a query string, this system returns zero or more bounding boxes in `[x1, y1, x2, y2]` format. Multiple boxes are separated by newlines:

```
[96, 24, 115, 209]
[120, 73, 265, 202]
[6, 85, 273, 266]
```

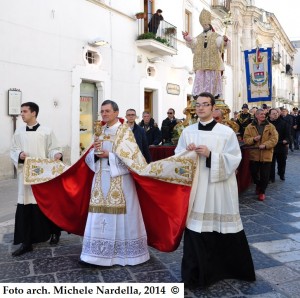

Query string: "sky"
[254, 0, 299, 40]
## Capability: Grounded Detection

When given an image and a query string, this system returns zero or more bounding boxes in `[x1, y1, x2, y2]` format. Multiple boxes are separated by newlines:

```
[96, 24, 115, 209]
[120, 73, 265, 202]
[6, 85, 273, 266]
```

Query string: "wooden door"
[144, 91, 153, 115]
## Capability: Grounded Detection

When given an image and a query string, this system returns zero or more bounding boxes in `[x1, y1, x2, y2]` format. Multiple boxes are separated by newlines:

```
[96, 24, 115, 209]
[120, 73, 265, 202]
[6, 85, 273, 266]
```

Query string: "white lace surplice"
[175, 123, 243, 234]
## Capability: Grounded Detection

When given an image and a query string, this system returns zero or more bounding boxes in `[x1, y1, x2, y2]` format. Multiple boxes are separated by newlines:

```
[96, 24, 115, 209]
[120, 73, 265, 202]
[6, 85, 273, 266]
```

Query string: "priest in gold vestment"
[79, 100, 150, 266]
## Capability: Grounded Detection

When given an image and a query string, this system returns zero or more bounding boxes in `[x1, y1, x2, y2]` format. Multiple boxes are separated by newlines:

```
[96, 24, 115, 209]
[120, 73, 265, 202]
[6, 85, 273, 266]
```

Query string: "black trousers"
[270, 146, 287, 180]
[249, 161, 271, 194]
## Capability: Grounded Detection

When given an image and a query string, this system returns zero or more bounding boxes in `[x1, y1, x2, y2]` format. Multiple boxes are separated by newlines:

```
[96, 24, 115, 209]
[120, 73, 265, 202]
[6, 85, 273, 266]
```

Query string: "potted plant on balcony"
[135, 12, 146, 19]
[165, 27, 177, 35]
[137, 32, 156, 40]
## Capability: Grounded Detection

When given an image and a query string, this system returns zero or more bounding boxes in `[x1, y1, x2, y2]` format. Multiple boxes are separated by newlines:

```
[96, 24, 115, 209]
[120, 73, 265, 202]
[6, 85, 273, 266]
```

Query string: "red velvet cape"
[32, 150, 191, 252]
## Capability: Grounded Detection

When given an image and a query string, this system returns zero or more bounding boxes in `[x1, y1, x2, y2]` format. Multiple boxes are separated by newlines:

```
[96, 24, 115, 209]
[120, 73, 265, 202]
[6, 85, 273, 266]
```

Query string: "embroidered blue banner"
[244, 47, 272, 103]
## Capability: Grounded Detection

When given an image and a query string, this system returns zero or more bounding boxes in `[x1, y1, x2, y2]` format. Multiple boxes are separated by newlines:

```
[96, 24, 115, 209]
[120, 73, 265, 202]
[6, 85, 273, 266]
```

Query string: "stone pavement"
[1, 150, 300, 297]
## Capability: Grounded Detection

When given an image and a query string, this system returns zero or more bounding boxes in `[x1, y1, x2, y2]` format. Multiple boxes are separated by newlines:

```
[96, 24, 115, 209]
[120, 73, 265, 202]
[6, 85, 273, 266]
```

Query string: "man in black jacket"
[292, 107, 300, 150]
[161, 108, 181, 145]
[268, 108, 291, 182]
[148, 9, 163, 35]
[236, 104, 252, 139]
[281, 107, 294, 152]
[125, 109, 151, 163]
[139, 111, 162, 146]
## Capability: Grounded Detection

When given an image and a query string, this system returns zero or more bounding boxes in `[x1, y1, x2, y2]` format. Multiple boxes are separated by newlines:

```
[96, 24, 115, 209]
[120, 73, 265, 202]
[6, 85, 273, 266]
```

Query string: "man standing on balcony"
[148, 9, 163, 35]
[182, 9, 228, 99]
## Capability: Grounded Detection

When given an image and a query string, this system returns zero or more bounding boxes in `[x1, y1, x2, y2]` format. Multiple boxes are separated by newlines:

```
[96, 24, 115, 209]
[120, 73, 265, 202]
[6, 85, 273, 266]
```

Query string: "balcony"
[136, 13, 177, 56]
[272, 52, 281, 65]
[211, 0, 231, 16]
[276, 88, 294, 104]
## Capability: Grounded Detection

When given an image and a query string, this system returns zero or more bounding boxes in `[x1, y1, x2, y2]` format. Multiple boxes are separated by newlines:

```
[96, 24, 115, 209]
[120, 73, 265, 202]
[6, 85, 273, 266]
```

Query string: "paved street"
[1, 150, 300, 297]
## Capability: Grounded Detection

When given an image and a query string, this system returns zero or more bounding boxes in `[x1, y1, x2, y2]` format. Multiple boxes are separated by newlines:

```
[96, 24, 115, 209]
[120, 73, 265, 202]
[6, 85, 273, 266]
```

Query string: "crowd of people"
[223, 104, 300, 201]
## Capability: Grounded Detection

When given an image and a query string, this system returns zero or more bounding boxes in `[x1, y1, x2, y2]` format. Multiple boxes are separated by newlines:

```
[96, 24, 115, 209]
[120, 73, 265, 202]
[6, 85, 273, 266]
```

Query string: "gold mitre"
[199, 9, 211, 27]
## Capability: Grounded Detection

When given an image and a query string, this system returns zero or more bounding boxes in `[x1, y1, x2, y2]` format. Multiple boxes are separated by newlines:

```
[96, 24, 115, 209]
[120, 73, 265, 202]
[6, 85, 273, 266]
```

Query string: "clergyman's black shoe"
[49, 233, 60, 245]
[12, 244, 33, 257]
[280, 175, 285, 181]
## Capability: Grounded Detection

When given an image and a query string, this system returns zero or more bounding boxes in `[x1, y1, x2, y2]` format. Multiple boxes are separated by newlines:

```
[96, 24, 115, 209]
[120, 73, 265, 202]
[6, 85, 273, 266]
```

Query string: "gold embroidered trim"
[114, 124, 196, 186]
[90, 172, 126, 214]
[89, 205, 126, 214]
[190, 211, 241, 223]
[24, 158, 66, 184]
[90, 127, 126, 214]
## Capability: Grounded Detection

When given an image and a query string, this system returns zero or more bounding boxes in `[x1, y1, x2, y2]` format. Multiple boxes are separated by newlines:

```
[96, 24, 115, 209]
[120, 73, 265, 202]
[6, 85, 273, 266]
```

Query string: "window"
[85, 50, 100, 65]
[147, 66, 156, 77]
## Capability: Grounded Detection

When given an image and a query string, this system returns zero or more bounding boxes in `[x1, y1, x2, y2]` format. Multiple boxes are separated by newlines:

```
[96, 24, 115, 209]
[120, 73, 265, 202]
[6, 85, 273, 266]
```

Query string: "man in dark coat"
[161, 108, 181, 145]
[148, 9, 163, 35]
[268, 108, 290, 182]
[139, 111, 162, 146]
[292, 107, 300, 150]
[281, 107, 294, 152]
[125, 109, 151, 163]
[236, 103, 252, 138]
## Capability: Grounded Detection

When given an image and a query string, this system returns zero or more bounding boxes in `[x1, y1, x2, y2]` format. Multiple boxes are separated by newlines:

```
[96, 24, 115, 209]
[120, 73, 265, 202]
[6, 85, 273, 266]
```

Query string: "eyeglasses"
[195, 103, 211, 107]
[167, 112, 173, 114]
[126, 114, 136, 116]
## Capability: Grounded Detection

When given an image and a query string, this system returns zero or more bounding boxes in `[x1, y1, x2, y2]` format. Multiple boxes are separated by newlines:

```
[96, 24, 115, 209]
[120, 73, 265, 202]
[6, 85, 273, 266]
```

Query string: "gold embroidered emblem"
[31, 166, 44, 176]
[175, 166, 190, 178]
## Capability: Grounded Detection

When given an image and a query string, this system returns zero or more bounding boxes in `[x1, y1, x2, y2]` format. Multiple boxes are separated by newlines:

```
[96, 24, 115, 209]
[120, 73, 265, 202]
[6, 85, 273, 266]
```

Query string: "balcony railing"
[277, 88, 289, 99]
[272, 52, 281, 65]
[276, 89, 294, 104]
[136, 13, 177, 54]
[211, 0, 231, 13]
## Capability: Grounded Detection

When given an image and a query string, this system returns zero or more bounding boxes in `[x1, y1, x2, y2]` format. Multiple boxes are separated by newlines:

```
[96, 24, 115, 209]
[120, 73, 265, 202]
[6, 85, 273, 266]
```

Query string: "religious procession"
[1, 0, 300, 297]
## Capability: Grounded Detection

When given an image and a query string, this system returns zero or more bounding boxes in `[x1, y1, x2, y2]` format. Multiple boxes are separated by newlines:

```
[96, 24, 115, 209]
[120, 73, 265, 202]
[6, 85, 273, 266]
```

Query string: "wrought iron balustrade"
[136, 13, 177, 51]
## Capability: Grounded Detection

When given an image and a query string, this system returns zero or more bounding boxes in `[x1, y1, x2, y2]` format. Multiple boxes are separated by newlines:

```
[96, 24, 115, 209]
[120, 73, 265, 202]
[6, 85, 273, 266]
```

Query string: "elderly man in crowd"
[139, 111, 162, 146]
[243, 109, 278, 201]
